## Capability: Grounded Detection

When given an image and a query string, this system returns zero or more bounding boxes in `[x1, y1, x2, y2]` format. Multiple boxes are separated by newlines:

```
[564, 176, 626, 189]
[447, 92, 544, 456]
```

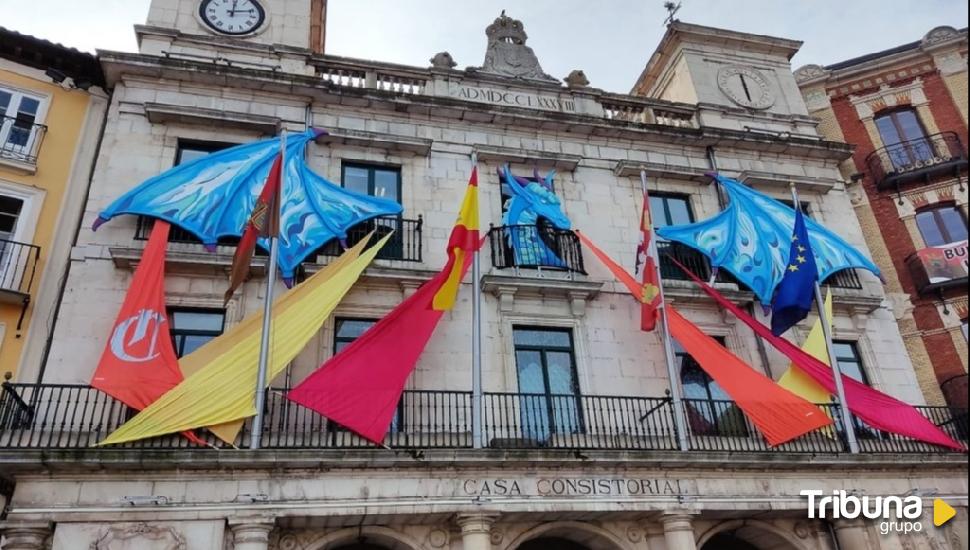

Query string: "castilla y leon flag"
[634, 187, 662, 331]
[224, 151, 282, 305]
[90, 220, 184, 413]
[432, 167, 479, 311]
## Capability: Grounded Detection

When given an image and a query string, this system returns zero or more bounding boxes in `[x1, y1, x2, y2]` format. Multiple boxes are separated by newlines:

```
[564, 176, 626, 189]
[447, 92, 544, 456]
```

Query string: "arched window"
[874, 108, 932, 169]
[916, 205, 968, 247]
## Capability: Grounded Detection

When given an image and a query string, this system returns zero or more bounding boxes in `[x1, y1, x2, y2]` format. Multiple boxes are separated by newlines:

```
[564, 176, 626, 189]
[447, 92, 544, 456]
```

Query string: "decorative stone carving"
[489, 527, 505, 545]
[427, 528, 449, 548]
[794, 64, 829, 83]
[564, 70, 590, 89]
[91, 523, 186, 550]
[479, 11, 557, 81]
[922, 26, 961, 46]
[429, 51, 457, 69]
[625, 525, 644, 543]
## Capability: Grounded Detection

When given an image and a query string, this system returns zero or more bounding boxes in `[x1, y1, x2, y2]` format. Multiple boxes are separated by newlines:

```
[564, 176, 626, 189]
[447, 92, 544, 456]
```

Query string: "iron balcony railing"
[1, 383, 965, 454]
[135, 215, 423, 263]
[487, 224, 586, 275]
[316, 215, 422, 263]
[865, 131, 968, 191]
[657, 241, 864, 290]
[0, 114, 47, 165]
[0, 238, 40, 296]
[905, 243, 968, 295]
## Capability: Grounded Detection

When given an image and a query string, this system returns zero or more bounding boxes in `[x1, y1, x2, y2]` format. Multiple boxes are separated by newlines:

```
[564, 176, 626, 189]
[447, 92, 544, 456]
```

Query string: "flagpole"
[643, 170, 690, 452]
[250, 130, 285, 450]
[789, 182, 859, 454]
[471, 152, 484, 450]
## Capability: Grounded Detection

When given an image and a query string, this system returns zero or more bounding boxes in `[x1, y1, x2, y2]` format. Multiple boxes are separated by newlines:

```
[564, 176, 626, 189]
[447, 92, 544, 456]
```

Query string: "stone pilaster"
[660, 513, 697, 550]
[832, 518, 870, 550]
[0, 522, 52, 550]
[227, 518, 275, 550]
[455, 513, 499, 550]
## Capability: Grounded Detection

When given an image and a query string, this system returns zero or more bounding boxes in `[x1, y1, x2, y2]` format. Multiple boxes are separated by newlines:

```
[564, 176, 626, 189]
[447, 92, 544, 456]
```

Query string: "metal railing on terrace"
[1, 383, 965, 454]
[865, 131, 968, 191]
[0, 238, 40, 297]
[487, 224, 586, 275]
[0, 115, 47, 165]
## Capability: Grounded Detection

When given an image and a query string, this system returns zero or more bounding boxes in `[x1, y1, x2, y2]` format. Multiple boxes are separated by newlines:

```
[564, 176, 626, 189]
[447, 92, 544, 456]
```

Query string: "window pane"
[875, 115, 902, 147]
[16, 97, 39, 117]
[680, 363, 710, 400]
[939, 208, 968, 244]
[667, 198, 692, 226]
[180, 335, 211, 356]
[833, 341, 867, 384]
[335, 319, 375, 340]
[895, 110, 926, 142]
[0, 195, 24, 235]
[177, 148, 213, 165]
[171, 311, 224, 331]
[513, 328, 571, 348]
[373, 169, 400, 203]
[343, 166, 369, 195]
[917, 210, 947, 247]
[545, 351, 577, 395]
[0, 90, 11, 113]
[515, 350, 545, 393]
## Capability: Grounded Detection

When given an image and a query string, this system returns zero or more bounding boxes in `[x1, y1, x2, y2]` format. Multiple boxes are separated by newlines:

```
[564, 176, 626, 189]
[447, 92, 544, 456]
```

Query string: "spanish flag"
[432, 167, 480, 310]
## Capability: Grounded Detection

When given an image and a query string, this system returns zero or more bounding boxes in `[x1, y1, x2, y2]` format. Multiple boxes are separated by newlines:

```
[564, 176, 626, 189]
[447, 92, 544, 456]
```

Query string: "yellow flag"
[98, 234, 390, 446]
[778, 291, 834, 427]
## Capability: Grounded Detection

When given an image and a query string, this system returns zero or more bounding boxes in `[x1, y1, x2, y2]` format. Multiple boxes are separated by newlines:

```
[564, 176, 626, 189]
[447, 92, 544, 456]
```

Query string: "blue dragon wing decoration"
[96, 128, 402, 279]
[656, 175, 881, 303]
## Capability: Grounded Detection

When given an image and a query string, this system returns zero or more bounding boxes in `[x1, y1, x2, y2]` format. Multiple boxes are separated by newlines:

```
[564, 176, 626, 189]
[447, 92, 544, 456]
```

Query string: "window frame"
[332, 317, 379, 355]
[649, 192, 695, 230]
[915, 204, 968, 248]
[873, 107, 933, 169]
[175, 139, 239, 165]
[340, 161, 402, 206]
[512, 325, 585, 437]
[674, 336, 750, 437]
[167, 307, 226, 358]
[0, 84, 49, 160]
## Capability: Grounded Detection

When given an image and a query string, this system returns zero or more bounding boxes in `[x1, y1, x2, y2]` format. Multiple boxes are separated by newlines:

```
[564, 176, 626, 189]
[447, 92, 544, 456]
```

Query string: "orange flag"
[432, 167, 479, 310]
[576, 231, 833, 446]
[635, 188, 662, 331]
[91, 221, 184, 412]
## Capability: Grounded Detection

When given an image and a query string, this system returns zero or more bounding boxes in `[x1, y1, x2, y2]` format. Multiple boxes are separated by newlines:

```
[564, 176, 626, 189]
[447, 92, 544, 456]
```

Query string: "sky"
[1, 0, 967, 93]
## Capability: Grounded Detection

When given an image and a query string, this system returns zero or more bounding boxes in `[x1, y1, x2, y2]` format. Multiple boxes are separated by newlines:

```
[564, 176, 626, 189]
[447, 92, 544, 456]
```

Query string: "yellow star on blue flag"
[771, 209, 819, 336]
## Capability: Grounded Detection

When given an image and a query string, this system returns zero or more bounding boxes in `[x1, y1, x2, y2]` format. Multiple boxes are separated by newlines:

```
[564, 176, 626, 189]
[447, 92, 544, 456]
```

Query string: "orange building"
[0, 28, 109, 381]
[796, 26, 968, 410]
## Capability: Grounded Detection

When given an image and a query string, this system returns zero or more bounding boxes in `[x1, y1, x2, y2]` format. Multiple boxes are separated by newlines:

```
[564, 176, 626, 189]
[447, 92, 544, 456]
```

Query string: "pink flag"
[669, 257, 965, 451]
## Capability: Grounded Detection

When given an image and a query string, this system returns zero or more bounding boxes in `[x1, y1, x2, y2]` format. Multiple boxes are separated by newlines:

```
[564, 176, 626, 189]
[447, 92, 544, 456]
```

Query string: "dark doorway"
[519, 538, 591, 550]
[701, 532, 761, 550]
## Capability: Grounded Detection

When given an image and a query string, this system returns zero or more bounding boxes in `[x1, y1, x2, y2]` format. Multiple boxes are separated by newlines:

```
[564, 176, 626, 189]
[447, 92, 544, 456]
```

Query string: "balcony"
[134, 214, 423, 263]
[906, 240, 968, 295]
[0, 115, 46, 172]
[0, 383, 965, 454]
[487, 224, 586, 276]
[0, 238, 40, 330]
[865, 131, 968, 191]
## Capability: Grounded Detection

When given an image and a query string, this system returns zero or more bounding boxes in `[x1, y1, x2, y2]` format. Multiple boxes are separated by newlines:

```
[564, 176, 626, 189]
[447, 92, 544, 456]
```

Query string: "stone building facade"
[795, 26, 969, 411]
[0, 3, 967, 550]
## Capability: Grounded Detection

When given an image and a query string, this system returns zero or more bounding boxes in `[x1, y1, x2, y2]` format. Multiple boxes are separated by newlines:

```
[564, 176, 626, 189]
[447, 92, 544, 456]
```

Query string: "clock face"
[199, 0, 266, 36]
[716, 65, 775, 110]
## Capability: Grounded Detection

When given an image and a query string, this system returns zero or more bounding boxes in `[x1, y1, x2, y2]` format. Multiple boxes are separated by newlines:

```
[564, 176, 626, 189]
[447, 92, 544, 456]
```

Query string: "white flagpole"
[789, 182, 859, 454]
[642, 170, 690, 452]
[250, 129, 285, 450]
[471, 152, 484, 449]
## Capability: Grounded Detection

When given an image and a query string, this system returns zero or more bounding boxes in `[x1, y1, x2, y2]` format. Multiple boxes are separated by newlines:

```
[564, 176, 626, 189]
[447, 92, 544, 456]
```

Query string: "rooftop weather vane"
[663, 1, 682, 25]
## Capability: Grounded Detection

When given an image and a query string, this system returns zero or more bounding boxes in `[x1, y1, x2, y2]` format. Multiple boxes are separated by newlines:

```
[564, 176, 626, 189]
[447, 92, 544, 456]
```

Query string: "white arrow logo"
[109, 308, 167, 363]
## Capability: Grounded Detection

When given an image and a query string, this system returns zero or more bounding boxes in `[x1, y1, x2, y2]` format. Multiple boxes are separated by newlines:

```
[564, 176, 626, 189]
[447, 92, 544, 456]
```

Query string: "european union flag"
[771, 209, 818, 336]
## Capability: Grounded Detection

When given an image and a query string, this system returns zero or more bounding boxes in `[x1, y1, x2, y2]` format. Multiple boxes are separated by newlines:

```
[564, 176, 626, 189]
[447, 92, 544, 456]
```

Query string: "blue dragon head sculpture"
[499, 165, 572, 268]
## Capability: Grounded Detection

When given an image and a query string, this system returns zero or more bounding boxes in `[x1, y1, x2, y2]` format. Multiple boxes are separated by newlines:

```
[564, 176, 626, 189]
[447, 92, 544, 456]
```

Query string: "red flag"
[668, 257, 966, 451]
[91, 221, 183, 411]
[224, 152, 282, 304]
[287, 254, 474, 444]
[576, 232, 832, 446]
[635, 188, 662, 331]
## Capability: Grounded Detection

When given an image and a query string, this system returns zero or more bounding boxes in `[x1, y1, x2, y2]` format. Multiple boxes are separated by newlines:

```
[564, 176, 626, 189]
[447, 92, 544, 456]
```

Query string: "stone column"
[456, 513, 499, 550]
[0, 522, 52, 550]
[832, 519, 869, 550]
[227, 518, 275, 550]
[660, 513, 697, 550]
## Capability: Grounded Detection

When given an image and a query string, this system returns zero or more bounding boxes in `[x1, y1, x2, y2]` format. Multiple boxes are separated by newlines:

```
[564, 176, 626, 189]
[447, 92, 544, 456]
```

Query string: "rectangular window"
[513, 326, 583, 440]
[874, 108, 932, 168]
[341, 162, 401, 204]
[832, 340, 868, 385]
[675, 338, 749, 437]
[0, 85, 46, 161]
[168, 308, 225, 358]
[176, 140, 237, 165]
[0, 195, 24, 242]
[649, 193, 694, 229]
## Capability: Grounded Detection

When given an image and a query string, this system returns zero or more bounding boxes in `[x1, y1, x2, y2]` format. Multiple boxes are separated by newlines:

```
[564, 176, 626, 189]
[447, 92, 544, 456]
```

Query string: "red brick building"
[796, 26, 968, 410]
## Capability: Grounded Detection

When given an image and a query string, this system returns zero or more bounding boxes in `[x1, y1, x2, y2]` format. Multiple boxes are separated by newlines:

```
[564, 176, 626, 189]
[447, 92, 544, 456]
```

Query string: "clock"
[198, 0, 266, 36]
[716, 65, 775, 110]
